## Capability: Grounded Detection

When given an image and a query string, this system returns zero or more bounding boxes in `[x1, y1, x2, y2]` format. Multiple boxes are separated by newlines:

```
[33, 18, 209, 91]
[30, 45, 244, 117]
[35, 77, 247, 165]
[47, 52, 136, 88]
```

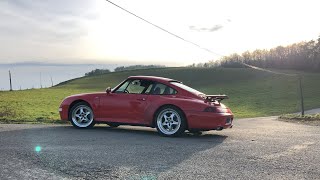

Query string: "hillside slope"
[1, 67, 320, 122]
[56, 67, 320, 117]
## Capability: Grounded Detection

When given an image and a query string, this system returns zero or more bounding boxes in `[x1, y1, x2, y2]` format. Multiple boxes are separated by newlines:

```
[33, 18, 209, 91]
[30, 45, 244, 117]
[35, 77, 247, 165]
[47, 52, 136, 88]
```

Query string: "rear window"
[150, 83, 177, 95]
[170, 82, 203, 95]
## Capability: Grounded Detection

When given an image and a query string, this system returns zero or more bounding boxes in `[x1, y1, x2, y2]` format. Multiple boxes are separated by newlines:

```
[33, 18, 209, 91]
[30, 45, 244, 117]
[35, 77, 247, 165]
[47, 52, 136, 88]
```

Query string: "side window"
[126, 80, 145, 94]
[150, 83, 177, 95]
[115, 79, 153, 94]
[144, 84, 153, 94]
[115, 80, 130, 93]
[163, 86, 177, 95]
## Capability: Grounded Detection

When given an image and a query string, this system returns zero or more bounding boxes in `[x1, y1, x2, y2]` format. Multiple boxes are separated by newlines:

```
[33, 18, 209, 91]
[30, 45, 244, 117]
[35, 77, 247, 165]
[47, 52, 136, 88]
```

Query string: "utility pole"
[9, 70, 13, 91]
[299, 75, 304, 116]
[50, 76, 53, 87]
[40, 72, 42, 89]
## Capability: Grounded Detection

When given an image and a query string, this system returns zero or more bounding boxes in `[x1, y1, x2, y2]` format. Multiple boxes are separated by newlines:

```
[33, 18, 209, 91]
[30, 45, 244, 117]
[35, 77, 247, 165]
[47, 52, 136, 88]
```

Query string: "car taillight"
[226, 117, 233, 124]
[204, 107, 216, 112]
[216, 108, 228, 113]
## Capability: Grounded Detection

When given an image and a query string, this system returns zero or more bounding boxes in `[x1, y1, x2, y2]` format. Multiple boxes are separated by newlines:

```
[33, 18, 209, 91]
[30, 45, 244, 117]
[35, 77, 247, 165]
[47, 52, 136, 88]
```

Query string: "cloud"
[0, 0, 96, 43]
[189, 25, 224, 32]
[3, 0, 96, 19]
[0, 0, 98, 61]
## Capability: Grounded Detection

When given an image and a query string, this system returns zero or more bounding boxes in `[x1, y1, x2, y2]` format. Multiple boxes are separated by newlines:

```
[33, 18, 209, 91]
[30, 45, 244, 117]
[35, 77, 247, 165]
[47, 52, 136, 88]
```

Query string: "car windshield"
[170, 82, 204, 95]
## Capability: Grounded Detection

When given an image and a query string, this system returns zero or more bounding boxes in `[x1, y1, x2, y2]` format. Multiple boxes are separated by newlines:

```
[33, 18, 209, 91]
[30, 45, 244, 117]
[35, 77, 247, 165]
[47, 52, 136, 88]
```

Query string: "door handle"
[137, 98, 146, 101]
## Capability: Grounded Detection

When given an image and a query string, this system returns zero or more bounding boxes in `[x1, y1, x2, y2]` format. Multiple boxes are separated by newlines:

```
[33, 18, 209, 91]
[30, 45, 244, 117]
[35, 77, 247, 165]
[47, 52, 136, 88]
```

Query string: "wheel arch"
[152, 104, 188, 129]
[68, 99, 93, 121]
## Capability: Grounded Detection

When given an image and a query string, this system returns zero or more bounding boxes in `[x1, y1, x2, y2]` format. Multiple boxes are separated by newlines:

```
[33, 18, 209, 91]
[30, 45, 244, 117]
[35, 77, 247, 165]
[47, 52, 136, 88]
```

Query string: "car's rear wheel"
[106, 122, 120, 128]
[70, 102, 95, 128]
[155, 106, 186, 137]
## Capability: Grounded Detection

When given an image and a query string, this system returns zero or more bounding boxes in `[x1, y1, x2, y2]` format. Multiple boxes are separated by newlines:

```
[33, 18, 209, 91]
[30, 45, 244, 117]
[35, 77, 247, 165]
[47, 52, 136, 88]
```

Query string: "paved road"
[296, 108, 320, 115]
[0, 117, 319, 180]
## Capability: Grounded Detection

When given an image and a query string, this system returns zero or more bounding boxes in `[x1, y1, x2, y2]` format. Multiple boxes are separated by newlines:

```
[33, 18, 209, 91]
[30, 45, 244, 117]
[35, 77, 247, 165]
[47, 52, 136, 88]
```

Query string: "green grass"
[0, 88, 90, 123]
[1, 67, 320, 123]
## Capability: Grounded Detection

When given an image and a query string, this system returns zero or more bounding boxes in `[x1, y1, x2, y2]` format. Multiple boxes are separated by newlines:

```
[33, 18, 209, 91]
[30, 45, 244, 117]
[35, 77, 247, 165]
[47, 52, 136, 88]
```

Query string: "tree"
[85, 69, 111, 76]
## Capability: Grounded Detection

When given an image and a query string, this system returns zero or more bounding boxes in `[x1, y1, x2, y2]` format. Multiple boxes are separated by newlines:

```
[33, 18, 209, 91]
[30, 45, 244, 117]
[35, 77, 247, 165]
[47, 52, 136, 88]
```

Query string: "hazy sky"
[1, 0, 320, 66]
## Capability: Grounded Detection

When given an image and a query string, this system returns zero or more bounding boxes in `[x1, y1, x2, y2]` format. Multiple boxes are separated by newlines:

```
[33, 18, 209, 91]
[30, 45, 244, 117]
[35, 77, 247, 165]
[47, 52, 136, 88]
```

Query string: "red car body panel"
[59, 76, 233, 131]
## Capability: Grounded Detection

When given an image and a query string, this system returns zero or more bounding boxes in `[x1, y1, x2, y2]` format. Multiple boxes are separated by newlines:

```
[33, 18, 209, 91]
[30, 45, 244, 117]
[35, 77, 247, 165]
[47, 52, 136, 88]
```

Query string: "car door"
[99, 79, 151, 124]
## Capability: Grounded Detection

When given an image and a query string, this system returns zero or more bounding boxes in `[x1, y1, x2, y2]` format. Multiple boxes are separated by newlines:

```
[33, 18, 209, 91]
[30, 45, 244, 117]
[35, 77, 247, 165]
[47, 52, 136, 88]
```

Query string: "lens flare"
[35, 146, 42, 152]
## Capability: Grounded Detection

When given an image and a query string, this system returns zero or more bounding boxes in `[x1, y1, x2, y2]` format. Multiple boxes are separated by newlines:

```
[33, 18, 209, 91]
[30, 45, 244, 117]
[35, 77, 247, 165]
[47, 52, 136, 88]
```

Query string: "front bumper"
[59, 105, 69, 121]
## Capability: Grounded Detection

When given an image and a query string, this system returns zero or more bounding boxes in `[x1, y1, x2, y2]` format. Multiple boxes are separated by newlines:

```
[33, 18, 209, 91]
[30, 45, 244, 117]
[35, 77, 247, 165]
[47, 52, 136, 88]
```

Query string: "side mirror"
[106, 87, 112, 94]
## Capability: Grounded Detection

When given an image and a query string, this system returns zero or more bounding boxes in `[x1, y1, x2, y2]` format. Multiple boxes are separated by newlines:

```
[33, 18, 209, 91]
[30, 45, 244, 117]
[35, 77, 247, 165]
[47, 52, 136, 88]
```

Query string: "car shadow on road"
[0, 125, 228, 179]
[94, 125, 226, 139]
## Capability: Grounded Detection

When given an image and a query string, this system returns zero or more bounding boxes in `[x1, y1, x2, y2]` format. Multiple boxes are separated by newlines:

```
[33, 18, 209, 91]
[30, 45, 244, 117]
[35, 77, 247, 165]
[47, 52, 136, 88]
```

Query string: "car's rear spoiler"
[205, 95, 229, 103]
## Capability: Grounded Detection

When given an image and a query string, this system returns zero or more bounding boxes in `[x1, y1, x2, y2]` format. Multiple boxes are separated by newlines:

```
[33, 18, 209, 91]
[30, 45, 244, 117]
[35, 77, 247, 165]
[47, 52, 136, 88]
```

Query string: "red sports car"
[59, 76, 233, 136]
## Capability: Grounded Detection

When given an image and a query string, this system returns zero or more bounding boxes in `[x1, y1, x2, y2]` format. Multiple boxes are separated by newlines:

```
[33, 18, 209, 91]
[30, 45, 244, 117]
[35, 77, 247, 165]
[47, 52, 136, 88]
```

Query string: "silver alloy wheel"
[71, 105, 94, 128]
[157, 108, 181, 135]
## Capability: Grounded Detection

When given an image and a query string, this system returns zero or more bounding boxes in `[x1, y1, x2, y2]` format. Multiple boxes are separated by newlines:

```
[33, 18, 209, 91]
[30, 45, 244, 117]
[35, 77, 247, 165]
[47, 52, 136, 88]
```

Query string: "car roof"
[128, 76, 179, 83]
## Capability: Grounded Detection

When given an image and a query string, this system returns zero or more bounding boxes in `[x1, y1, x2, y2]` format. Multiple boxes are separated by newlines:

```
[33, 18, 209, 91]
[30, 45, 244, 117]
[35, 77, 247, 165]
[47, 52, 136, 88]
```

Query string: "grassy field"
[0, 88, 90, 123]
[1, 67, 320, 123]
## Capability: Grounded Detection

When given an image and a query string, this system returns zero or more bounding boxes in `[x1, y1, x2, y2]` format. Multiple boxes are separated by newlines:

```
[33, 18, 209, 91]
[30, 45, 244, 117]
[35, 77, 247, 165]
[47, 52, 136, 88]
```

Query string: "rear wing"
[205, 95, 229, 103]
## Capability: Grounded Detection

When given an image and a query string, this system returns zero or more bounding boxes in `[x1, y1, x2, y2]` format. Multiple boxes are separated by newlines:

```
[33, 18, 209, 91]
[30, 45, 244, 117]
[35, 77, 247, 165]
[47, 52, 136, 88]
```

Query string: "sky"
[1, 0, 320, 67]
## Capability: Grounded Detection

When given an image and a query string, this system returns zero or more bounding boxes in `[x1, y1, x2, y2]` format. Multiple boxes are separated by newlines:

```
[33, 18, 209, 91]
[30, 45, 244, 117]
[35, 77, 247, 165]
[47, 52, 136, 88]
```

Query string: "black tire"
[106, 122, 120, 128]
[69, 102, 95, 128]
[154, 106, 186, 137]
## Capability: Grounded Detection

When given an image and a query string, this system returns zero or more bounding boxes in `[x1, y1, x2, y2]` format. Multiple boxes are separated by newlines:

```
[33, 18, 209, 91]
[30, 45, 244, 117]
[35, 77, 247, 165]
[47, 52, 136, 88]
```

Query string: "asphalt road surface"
[1, 117, 319, 180]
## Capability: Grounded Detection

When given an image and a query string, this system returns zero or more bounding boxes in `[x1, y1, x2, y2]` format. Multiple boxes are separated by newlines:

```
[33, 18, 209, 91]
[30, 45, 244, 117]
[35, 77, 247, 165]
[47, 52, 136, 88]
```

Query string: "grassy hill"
[1, 67, 320, 123]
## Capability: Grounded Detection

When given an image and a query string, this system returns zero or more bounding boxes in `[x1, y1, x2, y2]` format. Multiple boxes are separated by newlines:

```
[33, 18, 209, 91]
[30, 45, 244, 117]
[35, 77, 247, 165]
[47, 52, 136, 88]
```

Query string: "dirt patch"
[278, 118, 320, 126]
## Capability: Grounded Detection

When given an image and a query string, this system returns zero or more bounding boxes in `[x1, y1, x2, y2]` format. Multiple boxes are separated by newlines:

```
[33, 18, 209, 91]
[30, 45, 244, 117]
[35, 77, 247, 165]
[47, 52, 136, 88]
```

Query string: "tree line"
[114, 65, 165, 72]
[193, 36, 320, 72]
[85, 65, 165, 76]
[85, 36, 320, 76]
[85, 69, 111, 76]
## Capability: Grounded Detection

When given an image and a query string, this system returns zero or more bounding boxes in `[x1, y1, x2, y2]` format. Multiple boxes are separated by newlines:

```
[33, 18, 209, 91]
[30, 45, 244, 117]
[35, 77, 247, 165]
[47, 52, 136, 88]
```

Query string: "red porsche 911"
[59, 76, 233, 136]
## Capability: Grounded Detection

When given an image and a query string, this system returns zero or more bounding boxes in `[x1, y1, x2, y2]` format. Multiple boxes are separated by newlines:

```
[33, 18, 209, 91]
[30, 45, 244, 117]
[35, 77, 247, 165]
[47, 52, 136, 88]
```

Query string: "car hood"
[66, 92, 106, 99]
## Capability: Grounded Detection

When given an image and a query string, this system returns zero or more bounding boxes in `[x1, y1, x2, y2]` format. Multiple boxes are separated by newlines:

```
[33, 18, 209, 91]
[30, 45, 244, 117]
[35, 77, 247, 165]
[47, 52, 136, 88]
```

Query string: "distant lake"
[0, 63, 119, 90]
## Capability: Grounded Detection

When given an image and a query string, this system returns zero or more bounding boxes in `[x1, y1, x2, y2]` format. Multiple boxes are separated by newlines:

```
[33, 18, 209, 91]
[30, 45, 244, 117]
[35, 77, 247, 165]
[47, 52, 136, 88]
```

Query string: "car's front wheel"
[70, 102, 95, 128]
[155, 106, 186, 137]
